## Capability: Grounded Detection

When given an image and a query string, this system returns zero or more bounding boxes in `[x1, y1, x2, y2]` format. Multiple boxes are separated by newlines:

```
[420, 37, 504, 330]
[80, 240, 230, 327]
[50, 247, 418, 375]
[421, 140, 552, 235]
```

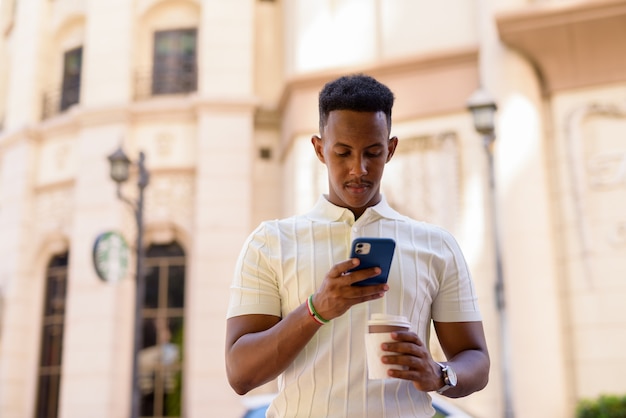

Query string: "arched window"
[35, 252, 69, 418]
[140, 242, 186, 417]
[151, 28, 197, 95]
[43, 17, 85, 119]
[134, 1, 200, 100]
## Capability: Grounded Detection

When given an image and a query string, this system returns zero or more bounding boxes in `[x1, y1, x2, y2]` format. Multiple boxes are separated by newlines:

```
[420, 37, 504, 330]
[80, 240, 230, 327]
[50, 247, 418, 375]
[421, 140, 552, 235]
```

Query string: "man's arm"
[225, 258, 388, 395]
[432, 321, 490, 397]
[225, 307, 320, 395]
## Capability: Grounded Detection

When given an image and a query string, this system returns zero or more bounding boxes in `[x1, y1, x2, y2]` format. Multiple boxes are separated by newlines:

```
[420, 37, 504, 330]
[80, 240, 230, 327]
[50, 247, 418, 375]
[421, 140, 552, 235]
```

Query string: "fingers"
[381, 332, 425, 357]
[313, 259, 388, 320]
[330, 258, 385, 287]
[329, 258, 360, 278]
[379, 332, 441, 390]
[388, 331, 424, 346]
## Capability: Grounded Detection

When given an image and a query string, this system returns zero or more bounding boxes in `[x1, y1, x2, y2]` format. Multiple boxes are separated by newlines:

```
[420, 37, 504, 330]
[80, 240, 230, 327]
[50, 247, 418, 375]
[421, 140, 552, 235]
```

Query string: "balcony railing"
[40, 67, 198, 119]
[134, 66, 197, 101]
[42, 86, 80, 120]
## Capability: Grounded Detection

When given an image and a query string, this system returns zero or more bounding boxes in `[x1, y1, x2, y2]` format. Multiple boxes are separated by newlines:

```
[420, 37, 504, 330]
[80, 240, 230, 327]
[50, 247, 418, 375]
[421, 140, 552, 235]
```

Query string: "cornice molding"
[274, 47, 480, 162]
[191, 95, 258, 114]
[0, 125, 42, 151]
[0, 94, 259, 144]
[497, 0, 626, 94]
[278, 46, 479, 113]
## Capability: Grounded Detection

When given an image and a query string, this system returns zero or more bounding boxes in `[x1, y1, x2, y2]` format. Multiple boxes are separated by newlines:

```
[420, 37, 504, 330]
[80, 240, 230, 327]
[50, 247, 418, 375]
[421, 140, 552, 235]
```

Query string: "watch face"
[447, 366, 458, 386]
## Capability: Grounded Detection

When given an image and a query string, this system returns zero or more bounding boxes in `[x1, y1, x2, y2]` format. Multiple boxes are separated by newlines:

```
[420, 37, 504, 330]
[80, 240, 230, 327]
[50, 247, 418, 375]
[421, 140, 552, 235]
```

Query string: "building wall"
[276, 1, 626, 417]
[550, 84, 626, 400]
[0, 0, 256, 417]
[0, 1, 625, 418]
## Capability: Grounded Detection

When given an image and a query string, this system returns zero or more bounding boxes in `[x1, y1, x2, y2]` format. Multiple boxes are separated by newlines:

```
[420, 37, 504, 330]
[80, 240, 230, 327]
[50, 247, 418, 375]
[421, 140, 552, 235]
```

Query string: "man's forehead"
[331, 140, 385, 148]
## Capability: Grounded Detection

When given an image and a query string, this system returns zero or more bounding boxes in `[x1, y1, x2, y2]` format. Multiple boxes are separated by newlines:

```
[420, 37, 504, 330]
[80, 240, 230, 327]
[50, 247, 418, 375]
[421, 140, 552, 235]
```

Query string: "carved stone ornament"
[383, 132, 460, 231]
[565, 101, 626, 284]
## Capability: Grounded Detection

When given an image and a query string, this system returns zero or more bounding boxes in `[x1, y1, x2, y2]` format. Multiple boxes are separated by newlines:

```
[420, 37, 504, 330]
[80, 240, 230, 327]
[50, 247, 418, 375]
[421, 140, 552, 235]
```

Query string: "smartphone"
[349, 237, 396, 286]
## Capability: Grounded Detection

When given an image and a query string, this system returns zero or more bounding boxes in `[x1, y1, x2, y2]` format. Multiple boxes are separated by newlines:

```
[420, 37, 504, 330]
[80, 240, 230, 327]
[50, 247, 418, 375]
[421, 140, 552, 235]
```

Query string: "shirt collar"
[306, 195, 406, 223]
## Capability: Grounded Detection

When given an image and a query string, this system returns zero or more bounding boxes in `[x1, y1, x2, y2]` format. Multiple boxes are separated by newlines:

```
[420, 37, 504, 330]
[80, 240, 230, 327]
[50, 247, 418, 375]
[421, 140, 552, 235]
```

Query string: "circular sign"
[93, 231, 130, 282]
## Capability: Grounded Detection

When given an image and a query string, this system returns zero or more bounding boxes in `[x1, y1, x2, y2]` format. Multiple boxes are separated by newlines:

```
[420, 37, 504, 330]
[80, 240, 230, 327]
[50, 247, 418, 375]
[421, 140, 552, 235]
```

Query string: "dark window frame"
[151, 28, 197, 96]
[34, 253, 69, 418]
[60, 47, 82, 111]
[140, 242, 186, 418]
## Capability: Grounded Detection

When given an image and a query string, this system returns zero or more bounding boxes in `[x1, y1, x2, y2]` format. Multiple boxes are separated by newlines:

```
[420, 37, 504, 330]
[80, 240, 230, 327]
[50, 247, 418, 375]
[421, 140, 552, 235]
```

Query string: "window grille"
[60, 47, 82, 111]
[34, 253, 69, 418]
[140, 242, 186, 417]
[151, 29, 197, 96]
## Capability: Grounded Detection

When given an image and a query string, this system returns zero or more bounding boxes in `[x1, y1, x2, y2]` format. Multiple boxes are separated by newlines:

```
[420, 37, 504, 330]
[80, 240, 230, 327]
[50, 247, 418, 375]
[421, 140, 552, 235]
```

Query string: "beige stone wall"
[1, 1, 626, 418]
[0, 0, 256, 417]
[550, 84, 626, 401]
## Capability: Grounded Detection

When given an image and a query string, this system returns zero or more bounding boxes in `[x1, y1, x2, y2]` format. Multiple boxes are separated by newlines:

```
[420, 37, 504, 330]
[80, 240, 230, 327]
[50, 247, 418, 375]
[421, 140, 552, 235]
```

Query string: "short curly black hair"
[318, 74, 395, 135]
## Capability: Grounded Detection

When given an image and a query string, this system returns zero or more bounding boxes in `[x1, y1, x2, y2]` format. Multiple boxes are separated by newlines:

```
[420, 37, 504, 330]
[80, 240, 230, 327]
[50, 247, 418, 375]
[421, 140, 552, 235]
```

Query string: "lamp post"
[467, 88, 514, 418]
[107, 146, 149, 418]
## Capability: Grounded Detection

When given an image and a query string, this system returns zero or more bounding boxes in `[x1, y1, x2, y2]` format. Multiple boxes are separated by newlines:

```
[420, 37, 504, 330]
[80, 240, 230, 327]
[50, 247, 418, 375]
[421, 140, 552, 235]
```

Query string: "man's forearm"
[441, 349, 490, 398]
[226, 303, 322, 395]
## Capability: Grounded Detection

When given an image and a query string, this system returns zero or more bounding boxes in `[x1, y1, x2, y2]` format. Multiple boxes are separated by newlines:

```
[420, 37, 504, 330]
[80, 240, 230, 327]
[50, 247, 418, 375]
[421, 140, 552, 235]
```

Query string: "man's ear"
[386, 136, 399, 163]
[312, 135, 326, 163]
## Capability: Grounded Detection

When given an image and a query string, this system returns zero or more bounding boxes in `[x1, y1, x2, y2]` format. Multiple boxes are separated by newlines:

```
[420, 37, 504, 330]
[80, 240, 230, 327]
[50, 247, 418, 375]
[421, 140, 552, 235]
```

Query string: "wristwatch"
[436, 362, 457, 394]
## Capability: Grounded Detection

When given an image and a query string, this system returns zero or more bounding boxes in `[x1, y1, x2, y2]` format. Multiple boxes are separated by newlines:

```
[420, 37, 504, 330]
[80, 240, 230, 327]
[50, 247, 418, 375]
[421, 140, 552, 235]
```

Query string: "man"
[226, 74, 489, 417]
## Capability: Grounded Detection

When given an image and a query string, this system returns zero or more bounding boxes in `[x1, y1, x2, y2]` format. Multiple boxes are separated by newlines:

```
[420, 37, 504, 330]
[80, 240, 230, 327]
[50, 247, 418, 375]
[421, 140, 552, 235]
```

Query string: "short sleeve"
[431, 228, 483, 323]
[227, 222, 282, 318]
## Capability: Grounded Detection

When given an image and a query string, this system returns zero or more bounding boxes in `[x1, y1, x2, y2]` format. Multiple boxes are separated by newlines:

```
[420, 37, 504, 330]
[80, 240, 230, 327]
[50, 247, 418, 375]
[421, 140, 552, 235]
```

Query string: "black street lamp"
[467, 88, 514, 418]
[467, 87, 498, 138]
[107, 145, 149, 418]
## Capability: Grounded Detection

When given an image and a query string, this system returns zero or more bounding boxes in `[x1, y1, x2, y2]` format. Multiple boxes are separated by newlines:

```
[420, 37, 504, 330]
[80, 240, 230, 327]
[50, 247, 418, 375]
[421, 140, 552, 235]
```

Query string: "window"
[60, 47, 82, 111]
[34, 253, 69, 418]
[140, 243, 186, 417]
[152, 29, 197, 95]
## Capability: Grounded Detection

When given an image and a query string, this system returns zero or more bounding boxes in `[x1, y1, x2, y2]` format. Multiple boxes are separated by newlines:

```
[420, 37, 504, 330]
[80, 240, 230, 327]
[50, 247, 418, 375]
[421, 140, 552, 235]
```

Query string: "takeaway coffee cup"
[365, 313, 411, 380]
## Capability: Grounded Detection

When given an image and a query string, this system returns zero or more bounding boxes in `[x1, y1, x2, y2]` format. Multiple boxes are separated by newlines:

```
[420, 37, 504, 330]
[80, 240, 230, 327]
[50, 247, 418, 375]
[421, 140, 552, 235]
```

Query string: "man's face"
[312, 110, 398, 218]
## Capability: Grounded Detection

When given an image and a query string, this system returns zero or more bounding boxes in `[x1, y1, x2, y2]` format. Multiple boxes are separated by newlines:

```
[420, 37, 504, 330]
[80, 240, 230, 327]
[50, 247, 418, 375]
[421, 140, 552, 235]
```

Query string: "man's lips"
[345, 182, 372, 192]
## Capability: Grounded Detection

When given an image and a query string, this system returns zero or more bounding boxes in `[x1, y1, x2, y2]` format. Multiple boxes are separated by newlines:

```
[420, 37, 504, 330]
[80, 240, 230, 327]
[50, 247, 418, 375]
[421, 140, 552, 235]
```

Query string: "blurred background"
[0, 0, 625, 417]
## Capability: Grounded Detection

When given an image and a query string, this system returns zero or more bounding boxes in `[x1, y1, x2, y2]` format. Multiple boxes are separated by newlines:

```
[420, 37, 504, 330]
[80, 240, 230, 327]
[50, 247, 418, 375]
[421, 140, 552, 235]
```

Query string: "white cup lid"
[368, 313, 410, 328]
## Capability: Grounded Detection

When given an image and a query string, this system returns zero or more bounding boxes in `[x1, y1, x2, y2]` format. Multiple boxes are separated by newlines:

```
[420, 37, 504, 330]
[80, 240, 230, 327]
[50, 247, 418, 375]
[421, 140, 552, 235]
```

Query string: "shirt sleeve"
[227, 222, 283, 319]
[431, 227, 483, 323]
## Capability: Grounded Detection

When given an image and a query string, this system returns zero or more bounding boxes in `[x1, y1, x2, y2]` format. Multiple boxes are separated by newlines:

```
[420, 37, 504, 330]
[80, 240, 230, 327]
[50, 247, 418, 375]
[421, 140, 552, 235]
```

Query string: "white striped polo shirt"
[228, 195, 482, 417]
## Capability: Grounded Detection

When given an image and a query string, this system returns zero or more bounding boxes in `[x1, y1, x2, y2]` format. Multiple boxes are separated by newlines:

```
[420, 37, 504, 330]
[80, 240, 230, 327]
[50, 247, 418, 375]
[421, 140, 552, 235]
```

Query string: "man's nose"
[350, 156, 367, 175]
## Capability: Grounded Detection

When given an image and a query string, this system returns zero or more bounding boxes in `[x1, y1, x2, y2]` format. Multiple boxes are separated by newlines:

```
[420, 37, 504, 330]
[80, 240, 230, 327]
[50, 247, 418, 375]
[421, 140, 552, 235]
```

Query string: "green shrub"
[576, 394, 626, 418]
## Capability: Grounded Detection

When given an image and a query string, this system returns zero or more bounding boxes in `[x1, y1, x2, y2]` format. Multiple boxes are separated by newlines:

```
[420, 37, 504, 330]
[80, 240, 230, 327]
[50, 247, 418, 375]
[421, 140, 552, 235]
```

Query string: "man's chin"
[342, 192, 379, 210]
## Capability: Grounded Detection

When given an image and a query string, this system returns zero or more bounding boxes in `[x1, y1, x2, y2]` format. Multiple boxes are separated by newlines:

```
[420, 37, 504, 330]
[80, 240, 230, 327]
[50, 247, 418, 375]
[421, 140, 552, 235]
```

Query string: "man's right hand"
[311, 258, 389, 321]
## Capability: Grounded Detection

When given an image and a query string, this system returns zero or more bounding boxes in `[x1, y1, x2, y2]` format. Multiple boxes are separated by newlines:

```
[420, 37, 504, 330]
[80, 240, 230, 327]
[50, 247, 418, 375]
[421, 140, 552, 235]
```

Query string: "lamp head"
[467, 87, 497, 136]
[107, 146, 131, 184]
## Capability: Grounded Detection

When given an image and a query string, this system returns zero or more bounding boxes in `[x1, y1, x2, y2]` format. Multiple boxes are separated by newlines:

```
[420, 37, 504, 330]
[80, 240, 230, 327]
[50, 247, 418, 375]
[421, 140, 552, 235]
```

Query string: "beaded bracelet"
[307, 294, 330, 325]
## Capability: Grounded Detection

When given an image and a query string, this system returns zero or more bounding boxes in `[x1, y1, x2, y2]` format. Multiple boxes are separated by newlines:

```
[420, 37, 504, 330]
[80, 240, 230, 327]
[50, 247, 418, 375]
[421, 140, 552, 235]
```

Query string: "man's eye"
[336, 152, 350, 157]
[366, 152, 382, 158]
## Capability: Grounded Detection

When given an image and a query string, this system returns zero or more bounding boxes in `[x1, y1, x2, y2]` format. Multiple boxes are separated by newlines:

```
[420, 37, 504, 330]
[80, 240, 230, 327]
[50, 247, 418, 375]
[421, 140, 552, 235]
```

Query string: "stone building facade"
[0, 0, 625, 417]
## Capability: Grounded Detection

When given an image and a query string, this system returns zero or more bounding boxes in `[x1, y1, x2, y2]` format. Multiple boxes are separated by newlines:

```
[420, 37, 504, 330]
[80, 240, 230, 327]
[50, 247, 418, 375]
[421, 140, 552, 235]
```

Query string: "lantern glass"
[108, 147, 131, 184]
[471, 105, 496, 135]
[467, 88, 497, 136]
